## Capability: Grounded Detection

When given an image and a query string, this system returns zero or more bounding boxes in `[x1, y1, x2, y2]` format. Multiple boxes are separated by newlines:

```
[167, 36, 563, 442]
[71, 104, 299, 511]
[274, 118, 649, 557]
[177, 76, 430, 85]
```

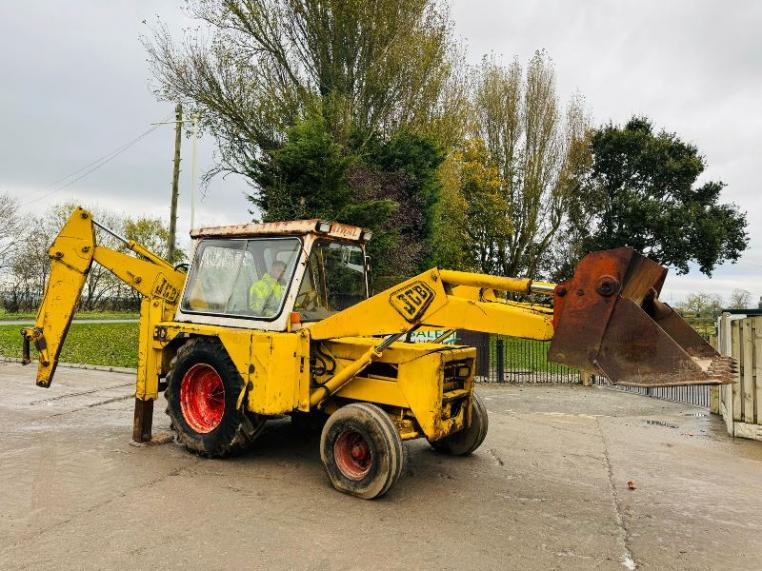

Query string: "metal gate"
[457, 331, 711, 407]
[459, 331, 580, 384]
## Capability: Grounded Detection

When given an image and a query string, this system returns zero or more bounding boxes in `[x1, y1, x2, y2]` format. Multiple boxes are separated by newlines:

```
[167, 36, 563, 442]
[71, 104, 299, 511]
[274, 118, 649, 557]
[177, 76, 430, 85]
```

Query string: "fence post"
[580, 371, 592, 386]
[496, 339, 505, 382]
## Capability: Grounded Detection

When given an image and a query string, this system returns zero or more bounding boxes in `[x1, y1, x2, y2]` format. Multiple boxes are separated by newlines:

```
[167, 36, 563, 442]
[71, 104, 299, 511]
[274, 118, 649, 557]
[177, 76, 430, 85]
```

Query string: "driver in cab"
[249, 260, 288, 315]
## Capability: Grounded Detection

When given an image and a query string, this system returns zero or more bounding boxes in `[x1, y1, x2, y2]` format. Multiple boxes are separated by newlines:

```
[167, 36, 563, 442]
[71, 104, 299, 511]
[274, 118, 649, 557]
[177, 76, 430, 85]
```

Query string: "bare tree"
[471, 51, 590, 277]
[679, 292, 724, 320]
[5, 221, 52, 312]
[0, 193, 24, 272]
[144, 0, 465, 180]
[728, 288, 751, 309]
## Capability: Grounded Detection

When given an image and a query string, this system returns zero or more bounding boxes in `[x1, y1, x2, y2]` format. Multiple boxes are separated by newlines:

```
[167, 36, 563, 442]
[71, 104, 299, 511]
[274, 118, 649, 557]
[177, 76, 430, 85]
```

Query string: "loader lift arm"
[305, 248, 733, 406]
[21, 208, 185, 394]
[307, 270, 556, 342]
[303, 269, 559, 407]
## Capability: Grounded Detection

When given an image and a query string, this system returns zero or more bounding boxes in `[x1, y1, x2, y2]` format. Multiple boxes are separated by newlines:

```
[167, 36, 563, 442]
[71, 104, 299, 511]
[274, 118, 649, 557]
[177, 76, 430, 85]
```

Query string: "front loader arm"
[303, 269, 555, 407]
[22, 207, 185, 388]
[306, 269, 555, 343]
[307, 248, 733, 391]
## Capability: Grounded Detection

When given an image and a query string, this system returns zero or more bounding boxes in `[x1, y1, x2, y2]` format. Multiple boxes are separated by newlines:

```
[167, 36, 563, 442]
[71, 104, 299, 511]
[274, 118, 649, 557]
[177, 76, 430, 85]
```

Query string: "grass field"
[0, 316, 714, 373]
[0, 322, 139, 368]
[0, 310, 139, 322]
[491, 336, 574, 373]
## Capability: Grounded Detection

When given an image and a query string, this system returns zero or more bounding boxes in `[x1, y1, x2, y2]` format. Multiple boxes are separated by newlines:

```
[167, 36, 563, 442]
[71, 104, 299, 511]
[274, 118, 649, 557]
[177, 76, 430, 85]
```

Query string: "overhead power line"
[21, 114, 173, 207]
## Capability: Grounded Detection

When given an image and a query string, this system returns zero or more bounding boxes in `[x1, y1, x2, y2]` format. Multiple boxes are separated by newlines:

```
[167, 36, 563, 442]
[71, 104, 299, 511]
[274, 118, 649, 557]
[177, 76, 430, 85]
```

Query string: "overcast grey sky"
[0, 1, 759, 304]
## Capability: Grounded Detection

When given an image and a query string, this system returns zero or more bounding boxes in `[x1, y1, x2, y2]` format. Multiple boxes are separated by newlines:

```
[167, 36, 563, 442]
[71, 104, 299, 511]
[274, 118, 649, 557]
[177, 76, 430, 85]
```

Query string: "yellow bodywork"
[23, 207, 556, 443]
[306, 270, 554, 341]
[314, 337, 475, 440]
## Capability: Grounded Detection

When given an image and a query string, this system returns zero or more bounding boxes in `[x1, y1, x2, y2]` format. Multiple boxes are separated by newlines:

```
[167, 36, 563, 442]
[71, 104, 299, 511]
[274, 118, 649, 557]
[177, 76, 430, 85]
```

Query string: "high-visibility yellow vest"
[249, 273, 284, 315]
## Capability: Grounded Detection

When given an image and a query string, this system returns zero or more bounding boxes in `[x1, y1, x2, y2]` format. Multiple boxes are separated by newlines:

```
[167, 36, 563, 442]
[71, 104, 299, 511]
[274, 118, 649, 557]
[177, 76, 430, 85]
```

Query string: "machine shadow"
[235, 417, 323, 464]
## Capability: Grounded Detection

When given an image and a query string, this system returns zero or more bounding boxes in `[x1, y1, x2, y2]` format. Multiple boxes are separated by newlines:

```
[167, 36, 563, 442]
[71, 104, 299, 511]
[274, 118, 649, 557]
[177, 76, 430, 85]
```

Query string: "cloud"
[0, 0, 758, 303]
[452, 0, 761, 303]
[0, 0, 252, 247]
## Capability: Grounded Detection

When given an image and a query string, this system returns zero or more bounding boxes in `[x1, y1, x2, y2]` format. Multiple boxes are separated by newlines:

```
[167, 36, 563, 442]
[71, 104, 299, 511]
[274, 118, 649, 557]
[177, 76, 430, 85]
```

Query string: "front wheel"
[429, 393, 489, 456]
[320, 403, 405, 499]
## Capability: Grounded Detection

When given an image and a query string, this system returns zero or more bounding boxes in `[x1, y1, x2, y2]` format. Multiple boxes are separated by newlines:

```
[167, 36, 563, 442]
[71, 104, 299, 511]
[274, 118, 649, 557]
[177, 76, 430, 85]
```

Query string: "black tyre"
[320, 403, 405, 499]
[429, 393, 489, 456]
[165, 337, 265, 457]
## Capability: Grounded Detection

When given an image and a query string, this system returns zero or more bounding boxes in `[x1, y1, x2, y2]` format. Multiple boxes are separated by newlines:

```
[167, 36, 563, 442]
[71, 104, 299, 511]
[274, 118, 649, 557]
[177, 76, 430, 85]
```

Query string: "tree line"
[0, 198, 180, 313]
[3, 0, 746, 313]
[678, 289, 756, 322]
[145, 0, 747, 290]
[0, 193, 748, 318]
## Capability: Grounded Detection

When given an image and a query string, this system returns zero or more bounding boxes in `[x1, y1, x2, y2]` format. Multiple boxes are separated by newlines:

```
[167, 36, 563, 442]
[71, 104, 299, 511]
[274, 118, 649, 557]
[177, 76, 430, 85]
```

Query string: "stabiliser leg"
[132, 398, 154, 443]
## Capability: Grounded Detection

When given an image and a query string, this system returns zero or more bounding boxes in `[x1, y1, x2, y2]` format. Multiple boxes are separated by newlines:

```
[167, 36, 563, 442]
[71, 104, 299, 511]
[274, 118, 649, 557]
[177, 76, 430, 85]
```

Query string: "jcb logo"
[154, 276, 179, 304]
[390, 281, 435, 322]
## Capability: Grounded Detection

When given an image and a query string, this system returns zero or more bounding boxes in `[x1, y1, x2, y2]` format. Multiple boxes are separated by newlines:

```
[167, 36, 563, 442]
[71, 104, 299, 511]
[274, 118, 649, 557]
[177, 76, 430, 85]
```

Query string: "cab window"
[182, 237, 301, 319]
[294, 240, 367, 321]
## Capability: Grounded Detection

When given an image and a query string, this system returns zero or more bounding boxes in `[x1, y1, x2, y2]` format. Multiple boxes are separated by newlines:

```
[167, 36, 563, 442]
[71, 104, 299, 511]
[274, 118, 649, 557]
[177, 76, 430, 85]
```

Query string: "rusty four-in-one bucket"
[548, 247, 735, 387]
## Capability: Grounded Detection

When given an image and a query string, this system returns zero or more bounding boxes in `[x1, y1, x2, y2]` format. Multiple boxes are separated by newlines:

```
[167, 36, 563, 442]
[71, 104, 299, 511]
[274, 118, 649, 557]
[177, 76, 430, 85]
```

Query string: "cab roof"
[190, 219, 367, 242]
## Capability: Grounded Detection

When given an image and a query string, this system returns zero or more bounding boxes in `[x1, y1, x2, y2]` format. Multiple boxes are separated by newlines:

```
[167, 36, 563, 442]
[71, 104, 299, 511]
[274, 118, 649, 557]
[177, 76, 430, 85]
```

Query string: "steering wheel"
[295, 290, 319, 311]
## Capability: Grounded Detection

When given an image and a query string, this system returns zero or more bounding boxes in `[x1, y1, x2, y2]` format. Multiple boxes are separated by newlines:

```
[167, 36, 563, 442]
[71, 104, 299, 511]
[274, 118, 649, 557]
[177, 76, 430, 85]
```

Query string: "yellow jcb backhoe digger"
[20, 208, 733, 498]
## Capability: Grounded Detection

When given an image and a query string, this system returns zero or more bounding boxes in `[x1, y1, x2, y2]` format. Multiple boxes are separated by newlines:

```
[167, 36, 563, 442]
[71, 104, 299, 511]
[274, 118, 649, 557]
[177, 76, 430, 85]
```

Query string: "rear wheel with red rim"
[179, 363, 226, 433]
[165, 337, 265, 457]
[334, 429, 372, 480]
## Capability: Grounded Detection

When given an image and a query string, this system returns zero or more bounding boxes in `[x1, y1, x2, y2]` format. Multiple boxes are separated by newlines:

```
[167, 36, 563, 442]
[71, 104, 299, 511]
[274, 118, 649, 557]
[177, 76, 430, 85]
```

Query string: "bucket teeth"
[703, 355, 737, 384]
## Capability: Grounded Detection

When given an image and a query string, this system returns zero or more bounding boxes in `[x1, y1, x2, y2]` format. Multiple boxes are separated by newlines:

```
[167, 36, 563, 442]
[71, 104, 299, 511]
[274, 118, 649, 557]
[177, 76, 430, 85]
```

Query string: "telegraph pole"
[168, 103, 182, 262]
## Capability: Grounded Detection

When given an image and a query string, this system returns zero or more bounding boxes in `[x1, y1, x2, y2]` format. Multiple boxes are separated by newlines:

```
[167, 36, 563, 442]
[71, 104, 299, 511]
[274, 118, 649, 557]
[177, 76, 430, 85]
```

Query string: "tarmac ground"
[2, 362, 762, 570]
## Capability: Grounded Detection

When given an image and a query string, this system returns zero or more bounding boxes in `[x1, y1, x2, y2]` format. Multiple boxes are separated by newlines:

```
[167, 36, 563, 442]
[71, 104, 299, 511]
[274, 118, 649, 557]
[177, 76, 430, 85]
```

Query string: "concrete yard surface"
[2, 362, 762, 570]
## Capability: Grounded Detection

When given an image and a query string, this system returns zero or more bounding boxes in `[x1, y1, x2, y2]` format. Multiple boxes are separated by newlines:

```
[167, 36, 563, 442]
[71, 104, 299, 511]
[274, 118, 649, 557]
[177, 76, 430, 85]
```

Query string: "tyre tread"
[320, 402, 405, 499]
[165, 337, 264, 458]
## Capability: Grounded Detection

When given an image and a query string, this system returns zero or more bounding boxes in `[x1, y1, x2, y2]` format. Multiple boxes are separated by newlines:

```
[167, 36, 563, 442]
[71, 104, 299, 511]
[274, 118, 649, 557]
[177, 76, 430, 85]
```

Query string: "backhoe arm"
[22, 207, 185, 388]
[21, 209, 95, 386]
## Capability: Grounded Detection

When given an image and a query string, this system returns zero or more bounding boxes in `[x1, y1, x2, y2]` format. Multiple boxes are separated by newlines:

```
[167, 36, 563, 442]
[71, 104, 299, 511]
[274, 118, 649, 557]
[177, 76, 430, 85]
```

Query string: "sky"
[0, 1, 760, 305]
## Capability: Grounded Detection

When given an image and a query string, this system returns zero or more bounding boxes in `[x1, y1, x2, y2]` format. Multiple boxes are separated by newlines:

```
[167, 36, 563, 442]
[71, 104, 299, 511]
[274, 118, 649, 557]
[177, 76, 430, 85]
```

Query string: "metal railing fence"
[595, 381, 711, 409]
[459, 331, 580, 384]
[457, 331, 711, 408]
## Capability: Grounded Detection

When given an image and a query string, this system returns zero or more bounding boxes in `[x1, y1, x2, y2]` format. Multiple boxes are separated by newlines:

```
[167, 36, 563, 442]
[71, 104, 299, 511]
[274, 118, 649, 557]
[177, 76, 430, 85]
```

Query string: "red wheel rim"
[334, 429, 372, 480]
[179, 363, 225, 433]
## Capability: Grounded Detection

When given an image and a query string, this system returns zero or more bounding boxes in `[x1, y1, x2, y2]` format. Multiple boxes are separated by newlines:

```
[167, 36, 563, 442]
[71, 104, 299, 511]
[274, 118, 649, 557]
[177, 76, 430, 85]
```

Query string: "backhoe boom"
[21, 208, 185, 389]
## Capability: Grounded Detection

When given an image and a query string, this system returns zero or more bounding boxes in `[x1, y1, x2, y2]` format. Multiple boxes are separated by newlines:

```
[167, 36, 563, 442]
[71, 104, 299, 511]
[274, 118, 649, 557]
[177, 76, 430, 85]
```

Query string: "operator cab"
[175, 220, 371, 331]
